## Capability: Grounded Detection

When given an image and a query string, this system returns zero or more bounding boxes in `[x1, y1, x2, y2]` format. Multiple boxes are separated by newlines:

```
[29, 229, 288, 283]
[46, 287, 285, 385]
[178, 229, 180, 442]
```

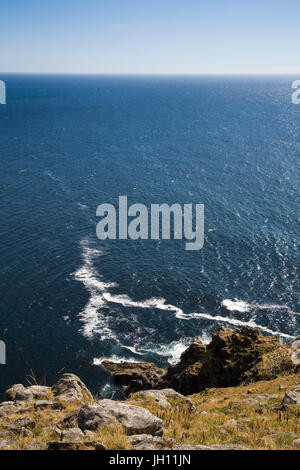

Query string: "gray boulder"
[78, 400, 164, 436]
[134, 388, 194, 410]
[4, 384, 49, 402]
[281, 384, 300, 409]
[60, 427, 85, 442]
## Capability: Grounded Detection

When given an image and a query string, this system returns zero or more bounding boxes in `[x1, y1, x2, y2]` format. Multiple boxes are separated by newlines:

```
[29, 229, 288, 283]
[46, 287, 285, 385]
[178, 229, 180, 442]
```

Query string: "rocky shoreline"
[0, 327, 299, 451]
[101, 326, 298, 395]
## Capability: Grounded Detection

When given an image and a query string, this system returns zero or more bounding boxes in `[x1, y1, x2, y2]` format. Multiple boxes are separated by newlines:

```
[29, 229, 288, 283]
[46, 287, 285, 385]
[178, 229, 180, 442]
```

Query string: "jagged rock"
[23, 442, 47, 450]
[60, 427, 85, 442]
[281, 384, 300, 409]
[292, 439, 300, 447]
[59, 408, 81, 429]
[4, 384, 49, 402]
[132, 388, 195, 410]
[52, 373, 93, 404]
[77, 400, 164, 436]
[162, 327, 297, 395]
[128, 434, 178, 450]
[100, 361, 166, 396]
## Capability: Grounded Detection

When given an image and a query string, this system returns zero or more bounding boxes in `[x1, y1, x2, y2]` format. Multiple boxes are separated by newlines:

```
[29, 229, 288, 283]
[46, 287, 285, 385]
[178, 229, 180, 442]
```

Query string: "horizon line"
[1, 72, 300, 77]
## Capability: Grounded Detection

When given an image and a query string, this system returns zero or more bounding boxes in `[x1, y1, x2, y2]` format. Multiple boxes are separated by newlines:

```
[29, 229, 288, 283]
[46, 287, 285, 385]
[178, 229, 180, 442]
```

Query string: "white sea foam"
[222, 299, 251, 312]
[222, 298, 299, 316]
[75, 239, 296, 354]
[93, 356, 140, 365]
[175, 311, 294, 340]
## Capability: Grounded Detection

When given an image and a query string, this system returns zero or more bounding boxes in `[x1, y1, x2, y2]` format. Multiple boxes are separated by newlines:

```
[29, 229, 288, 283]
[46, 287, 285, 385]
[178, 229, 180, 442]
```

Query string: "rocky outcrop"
[52, 373, 93, 404]
[77, 400, 164, 436]
[162, 327, 297, 395]
[100, 361, 166, 396]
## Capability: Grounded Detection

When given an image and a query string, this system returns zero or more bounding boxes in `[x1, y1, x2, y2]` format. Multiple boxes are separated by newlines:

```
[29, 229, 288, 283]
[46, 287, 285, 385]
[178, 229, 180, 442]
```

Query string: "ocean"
[0, 74, 299, 397]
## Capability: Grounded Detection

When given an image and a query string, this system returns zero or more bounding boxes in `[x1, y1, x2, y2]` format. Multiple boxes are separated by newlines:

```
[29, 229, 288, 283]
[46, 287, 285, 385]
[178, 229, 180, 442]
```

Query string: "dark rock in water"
[100, 361, 166, 396]
[162, 326, 297, 395]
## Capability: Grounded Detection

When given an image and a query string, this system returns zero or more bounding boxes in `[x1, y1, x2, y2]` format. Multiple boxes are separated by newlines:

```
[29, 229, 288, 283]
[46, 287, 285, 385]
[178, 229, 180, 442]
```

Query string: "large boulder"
[77, 400, 164, 436]
[52, 373, 93, 404]
[100, 361, 166, 396]
[162, 327, 297, 395]
[281, 384, 300, 409]
[4, 384, 49, 402]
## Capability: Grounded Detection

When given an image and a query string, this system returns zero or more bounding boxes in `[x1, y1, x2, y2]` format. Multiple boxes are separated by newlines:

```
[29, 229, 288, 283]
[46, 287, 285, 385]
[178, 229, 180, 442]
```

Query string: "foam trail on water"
[75, 239, 296, 347]
[175, 311, 295, 340]
[222, 299, 251, 312]
[73, 239, 117, 339]
[222, 298, 299, 316]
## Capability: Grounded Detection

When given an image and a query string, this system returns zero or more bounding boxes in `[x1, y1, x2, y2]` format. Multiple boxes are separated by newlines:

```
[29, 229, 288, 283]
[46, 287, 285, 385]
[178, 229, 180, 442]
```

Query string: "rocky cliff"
[101, 327, 298, 395]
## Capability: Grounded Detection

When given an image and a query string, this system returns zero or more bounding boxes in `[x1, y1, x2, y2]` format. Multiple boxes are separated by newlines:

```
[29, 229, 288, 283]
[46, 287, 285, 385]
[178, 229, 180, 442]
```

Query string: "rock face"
[52, 373, 93, 404]
[281, 384, 300, 409]
[78, 400, 164, 436]
[162, 327, 297, 395]
[100, 361, 166, 396]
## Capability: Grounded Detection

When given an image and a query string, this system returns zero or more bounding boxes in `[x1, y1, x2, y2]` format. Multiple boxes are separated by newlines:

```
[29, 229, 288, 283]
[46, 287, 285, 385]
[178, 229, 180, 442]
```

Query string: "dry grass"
[127, 373, 300, 450]
[1, 373, 299, 450]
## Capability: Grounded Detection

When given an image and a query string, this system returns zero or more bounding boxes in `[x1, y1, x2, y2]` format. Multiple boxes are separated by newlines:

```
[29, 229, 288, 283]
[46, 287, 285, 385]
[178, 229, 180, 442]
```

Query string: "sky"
[0, 0, 299, 74]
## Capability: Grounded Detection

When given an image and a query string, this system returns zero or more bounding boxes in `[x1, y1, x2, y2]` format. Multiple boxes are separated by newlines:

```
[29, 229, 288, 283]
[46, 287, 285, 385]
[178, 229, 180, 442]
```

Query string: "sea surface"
[0, 75, 299, 397]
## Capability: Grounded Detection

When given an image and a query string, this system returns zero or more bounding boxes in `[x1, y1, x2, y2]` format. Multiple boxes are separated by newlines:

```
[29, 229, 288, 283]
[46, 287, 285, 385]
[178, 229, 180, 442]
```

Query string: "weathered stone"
[100, 361, 166, 396]
[136, 390, 171, 408]
[60, 427, 84, 442]
[59, 408, 81, 429]
[8, 417, 36, 431]
[4, 384, 49, 402]
[78, 400, 164, 436]
[52, 373, 93, 404]
[281, 384, 300, 409]
[0, 401, 26, 417]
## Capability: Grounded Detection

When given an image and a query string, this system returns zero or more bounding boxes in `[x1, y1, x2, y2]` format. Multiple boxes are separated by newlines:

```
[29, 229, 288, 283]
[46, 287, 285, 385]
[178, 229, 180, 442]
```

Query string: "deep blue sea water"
[0, 75, 299, 397]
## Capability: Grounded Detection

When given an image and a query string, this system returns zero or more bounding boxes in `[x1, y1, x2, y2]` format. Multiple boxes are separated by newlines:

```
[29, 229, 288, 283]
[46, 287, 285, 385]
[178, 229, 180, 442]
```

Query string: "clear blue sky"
[0, 0, 299, 74]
